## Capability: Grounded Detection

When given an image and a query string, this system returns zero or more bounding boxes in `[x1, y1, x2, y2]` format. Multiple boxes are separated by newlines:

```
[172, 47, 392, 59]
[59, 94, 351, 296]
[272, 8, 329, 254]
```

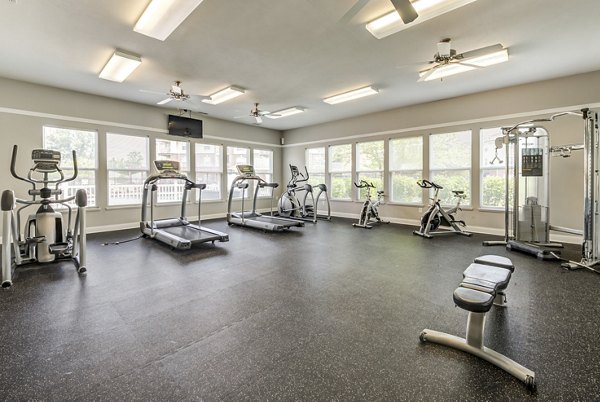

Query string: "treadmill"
[140, 160, 229, 249]
[227, 165, 304, 231]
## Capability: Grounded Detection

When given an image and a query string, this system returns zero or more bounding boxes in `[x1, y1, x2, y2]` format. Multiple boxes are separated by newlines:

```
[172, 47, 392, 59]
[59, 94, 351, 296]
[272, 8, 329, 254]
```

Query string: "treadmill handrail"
[144, 172, 193, 185]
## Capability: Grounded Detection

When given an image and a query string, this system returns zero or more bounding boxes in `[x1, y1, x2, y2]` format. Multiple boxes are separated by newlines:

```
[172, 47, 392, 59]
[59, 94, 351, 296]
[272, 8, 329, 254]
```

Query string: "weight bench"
[420, 255, 536, 391]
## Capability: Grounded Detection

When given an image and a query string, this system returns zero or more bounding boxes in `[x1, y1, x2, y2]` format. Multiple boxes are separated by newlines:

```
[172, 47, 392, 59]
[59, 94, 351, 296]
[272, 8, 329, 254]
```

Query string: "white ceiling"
[1, 0, 599, 131]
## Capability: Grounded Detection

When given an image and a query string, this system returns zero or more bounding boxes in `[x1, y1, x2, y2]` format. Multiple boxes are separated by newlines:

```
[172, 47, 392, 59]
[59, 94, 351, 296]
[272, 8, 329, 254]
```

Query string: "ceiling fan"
[340, 0, 418, 24]
[234, 103, 280, 125]
[417, 39, 505, 81]
[141, 80, 210, 108]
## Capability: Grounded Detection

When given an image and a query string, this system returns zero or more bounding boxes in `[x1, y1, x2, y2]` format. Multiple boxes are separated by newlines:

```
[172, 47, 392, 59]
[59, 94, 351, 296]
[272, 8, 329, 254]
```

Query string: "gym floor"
[0, 218, 598, 401]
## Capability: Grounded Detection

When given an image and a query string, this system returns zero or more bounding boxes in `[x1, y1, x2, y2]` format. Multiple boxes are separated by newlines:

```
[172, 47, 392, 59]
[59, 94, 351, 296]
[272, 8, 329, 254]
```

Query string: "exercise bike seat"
[452, 190, 465, 195]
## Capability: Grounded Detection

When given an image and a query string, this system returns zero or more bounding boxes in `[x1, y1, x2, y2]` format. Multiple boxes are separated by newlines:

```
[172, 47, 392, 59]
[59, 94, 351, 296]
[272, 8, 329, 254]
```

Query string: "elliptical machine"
[352, 180, 389, 229]
[1, 145, 87, 288]
[278, 164, 331, 222]
[413, 179, 471, 238]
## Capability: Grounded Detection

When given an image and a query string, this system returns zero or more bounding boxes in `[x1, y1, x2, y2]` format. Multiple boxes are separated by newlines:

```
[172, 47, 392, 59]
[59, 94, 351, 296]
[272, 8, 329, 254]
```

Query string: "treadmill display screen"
[154, 160, 180, 172]
[237, 165, 255, 175]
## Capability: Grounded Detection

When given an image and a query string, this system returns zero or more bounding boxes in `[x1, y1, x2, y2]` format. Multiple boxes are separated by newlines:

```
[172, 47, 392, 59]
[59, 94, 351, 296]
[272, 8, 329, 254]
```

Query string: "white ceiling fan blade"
[339, 0, 370, 24]
[255, 116, 263, 124]
[157, 98, 173, 105]
[417, 68, 436, 82]
[455, 61, 483, 69]
[267, 113, 281, 117]
[390, 0, 418, 24]
[459, 44, 504, 60]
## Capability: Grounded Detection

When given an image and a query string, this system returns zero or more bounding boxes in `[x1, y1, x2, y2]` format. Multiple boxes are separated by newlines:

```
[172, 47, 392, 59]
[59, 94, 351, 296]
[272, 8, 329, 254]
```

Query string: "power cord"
[102, 234, 143, 246]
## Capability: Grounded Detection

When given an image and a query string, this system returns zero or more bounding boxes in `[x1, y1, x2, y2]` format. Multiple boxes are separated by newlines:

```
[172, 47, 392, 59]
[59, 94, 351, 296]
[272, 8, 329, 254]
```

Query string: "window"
[106, 133, 149, 206]
[43, 126, 98, 207]
[429, 130, 472, 205]
[356, 140, 384, 199]
[254, 149, 273, 198]
[329, 144, 352, 200]
[195, 143, 222, 201]
[305, 147, 325, 186]
[389, 136, 423, 204]
[155, 139, 189, 203]
[227, 146, 251, 199]
[480, 127, 514, 209]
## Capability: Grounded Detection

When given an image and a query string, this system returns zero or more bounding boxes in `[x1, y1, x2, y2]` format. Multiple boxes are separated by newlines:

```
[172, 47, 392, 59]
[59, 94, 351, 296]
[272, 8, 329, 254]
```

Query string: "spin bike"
[278, 164, 331, 222]
[413, 179, 471, 238]
[352, 180, 389, 229]
[1, 146, 88, 288]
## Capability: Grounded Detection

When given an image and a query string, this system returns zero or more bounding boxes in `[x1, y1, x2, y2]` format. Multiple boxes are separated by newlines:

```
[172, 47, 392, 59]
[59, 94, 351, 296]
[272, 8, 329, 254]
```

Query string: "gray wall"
[0, 77, 282, 234]
[282, 70, 600, 239]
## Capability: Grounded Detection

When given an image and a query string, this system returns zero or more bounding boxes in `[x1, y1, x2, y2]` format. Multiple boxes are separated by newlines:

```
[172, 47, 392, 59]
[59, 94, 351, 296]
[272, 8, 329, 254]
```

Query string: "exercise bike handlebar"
[416, 179, 443, 189]
[354, 180, 375, 189]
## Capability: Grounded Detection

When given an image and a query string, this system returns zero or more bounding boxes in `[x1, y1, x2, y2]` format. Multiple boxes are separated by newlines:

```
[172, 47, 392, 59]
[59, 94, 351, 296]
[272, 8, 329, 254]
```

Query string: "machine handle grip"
[62, 150, 79, 183]
[9, 145, 35, 185]
[354, 180, 374, 188]
[417, 179, 432, 188]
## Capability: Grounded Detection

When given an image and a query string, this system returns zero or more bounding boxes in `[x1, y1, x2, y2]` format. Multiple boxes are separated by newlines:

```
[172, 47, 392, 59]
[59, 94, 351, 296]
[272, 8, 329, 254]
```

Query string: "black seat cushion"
[453, 287, 494, 313]
[473, 255, 515, 272]
[463, 263, 511, 291]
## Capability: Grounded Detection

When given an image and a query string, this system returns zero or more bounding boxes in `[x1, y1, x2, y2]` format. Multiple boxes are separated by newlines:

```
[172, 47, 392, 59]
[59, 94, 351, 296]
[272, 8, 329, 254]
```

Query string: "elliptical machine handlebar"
[10, 145, 79, 185]
[287, 164, 309, 188]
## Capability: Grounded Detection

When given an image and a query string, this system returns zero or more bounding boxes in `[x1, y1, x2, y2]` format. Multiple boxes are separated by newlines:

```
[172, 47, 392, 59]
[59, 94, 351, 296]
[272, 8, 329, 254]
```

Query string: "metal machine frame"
[278, 164, 331, 223]
[352, 180, 390, 229]
[227, 165, 304, 231]
[484, 109, 600, 271]
[1, 145, 87, 288]
[140, 160, 228, 249]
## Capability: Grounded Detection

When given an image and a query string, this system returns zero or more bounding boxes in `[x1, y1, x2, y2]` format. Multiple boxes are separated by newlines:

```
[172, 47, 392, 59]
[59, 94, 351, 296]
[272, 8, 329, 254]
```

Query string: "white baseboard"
[1, 211, 582, 245]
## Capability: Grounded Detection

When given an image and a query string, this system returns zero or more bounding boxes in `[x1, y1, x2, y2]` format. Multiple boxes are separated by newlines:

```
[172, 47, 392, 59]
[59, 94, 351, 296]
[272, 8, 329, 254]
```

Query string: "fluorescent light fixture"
[265, 107, 306, 119]
[202, 86, 245, 105]
[134, 0, 205, 41]
[323, 86, 379, 105]
[99, 50, 142, 82]
[366, 0, 478, 39]
[419, 47, 508, 81]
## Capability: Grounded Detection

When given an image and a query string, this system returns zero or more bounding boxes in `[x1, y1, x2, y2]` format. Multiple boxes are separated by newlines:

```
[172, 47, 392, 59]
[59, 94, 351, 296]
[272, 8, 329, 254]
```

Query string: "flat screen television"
[168, 114, 203, 138]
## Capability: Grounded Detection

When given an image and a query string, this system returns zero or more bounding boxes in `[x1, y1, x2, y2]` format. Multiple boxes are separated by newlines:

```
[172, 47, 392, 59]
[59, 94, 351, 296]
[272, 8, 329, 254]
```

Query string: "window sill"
[330, 199, 353, 203]
[478, 207, 505, 213]
[386, 202, 423, 207]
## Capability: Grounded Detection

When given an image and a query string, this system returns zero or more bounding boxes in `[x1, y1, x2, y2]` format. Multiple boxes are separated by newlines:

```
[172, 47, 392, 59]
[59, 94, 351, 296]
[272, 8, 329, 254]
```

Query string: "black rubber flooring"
[0, 218, 598, 401]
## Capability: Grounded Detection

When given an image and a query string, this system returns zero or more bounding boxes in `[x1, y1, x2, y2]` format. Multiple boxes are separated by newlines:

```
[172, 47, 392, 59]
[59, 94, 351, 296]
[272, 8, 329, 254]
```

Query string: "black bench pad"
[453, 287, 495, 313]
[473, 255, 515, 272]
[462, 263, 512, 292]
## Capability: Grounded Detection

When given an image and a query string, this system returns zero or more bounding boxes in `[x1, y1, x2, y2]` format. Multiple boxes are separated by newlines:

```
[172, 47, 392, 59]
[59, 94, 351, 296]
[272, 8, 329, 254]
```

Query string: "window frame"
[194, 142, 224, 202]
[154, 138, 190, 204]
[428, 130, 473, 207]
[328, 143, 353, 201]
[227, 146, 251, 199]
[253, 148, 274, 199]
[305, 147, 326, 186]
[355, 140, 385, 199]
[105, 132, 150, 207]
[42, 125, 99, 208]
[388, 135, 424, 205]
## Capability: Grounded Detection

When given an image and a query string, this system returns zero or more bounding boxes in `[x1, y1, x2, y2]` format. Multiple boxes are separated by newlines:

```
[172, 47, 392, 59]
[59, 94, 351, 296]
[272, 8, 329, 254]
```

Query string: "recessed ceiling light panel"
[323, 86, 379, 105]
[265, 107, 306, 119]
[202, 86, 245, 105]
[99, 50, 142, 82]
[134, 0, 205, 41]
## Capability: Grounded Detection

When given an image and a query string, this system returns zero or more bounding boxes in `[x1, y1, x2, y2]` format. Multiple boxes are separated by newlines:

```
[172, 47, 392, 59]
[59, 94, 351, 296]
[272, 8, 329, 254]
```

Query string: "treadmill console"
[236, 164, 255, 176]
[154, 160, 180, 173]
